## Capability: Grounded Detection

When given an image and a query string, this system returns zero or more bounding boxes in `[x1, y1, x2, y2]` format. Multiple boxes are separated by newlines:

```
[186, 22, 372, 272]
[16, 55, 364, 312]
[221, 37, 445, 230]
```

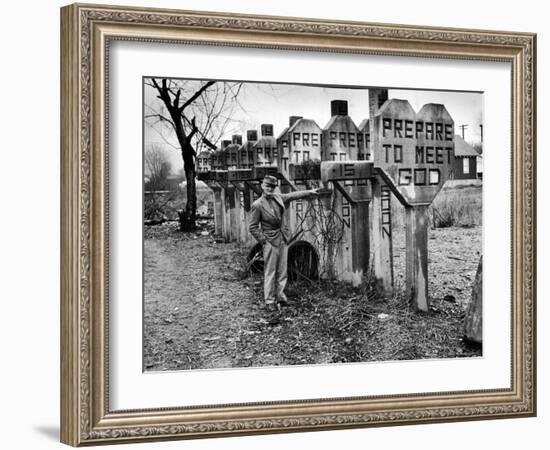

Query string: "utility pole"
[459, 124, 468, 139]
[479, 124, 483, 143]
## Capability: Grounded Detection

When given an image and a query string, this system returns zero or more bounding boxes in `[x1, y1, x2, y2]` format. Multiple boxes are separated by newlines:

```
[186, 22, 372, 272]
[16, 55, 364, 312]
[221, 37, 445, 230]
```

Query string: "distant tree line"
[144, 143, 172, 192]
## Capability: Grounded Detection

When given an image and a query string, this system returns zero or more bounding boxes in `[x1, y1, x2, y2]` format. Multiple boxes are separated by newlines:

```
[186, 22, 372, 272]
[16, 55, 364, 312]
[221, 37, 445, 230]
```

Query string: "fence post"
[351, 199, 371, 284]
[369, 88, 394, 295]
[213, 188, 223, 237]
[371, 178, 394, 294]
[405, 204, 429, 311]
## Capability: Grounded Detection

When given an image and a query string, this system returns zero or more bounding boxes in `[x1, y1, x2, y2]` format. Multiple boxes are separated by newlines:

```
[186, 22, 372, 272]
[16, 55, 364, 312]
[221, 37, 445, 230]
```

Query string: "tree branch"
[144, 113, 172, 123]
[188, 117, 198, 140]
[179, 81, 216, 112]
[144, 112, 177, 134]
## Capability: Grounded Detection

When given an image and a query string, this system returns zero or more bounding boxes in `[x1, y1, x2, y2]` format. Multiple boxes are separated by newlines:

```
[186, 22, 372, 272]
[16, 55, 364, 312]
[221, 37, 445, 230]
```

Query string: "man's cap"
[262, 175, 278, 186]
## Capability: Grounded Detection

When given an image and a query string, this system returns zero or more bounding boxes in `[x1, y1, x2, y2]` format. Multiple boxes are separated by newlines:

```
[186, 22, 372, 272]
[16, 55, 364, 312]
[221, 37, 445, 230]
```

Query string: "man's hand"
[309, 188, 320, 196]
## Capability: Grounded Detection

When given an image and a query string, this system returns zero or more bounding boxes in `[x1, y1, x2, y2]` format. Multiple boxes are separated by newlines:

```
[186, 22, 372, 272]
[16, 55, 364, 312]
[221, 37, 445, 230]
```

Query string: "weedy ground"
[143, 214, 482, 372]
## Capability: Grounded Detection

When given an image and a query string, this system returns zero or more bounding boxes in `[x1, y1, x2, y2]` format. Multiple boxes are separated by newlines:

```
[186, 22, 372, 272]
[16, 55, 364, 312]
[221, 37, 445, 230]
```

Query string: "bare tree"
[144, 78, 243, 231]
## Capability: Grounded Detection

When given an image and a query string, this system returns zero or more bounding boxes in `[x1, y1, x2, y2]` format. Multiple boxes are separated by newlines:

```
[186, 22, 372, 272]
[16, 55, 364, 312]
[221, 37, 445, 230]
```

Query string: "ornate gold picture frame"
[60, 3, 536, 446]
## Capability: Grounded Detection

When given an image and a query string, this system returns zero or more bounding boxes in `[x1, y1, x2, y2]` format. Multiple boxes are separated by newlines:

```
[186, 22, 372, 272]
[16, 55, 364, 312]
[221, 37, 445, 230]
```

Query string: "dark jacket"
[248, 191, 314, 245]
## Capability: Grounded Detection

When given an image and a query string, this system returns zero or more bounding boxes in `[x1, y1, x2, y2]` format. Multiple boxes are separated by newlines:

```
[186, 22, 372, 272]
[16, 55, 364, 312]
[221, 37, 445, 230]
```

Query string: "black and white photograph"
[0, 0, 544, 447]
[142, 78, 484, 372]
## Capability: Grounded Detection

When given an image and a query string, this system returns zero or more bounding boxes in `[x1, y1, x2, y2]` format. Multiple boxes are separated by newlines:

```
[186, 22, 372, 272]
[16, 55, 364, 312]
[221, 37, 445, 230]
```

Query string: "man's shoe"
[264, 303, 280, 325]
[278, 295, 290, 307]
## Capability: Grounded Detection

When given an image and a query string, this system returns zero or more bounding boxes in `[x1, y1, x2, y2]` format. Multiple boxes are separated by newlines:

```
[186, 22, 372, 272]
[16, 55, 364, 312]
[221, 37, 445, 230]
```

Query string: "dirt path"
[144, 227, 263, 370]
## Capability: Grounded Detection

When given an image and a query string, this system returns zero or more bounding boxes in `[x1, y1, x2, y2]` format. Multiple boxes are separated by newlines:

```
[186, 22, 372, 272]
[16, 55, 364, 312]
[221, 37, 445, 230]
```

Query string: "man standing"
[249, 175, 318, 312]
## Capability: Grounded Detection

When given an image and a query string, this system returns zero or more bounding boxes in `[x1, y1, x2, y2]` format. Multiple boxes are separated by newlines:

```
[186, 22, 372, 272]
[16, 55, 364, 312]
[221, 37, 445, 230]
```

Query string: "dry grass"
[144, 188, 214, 221]
[391, 184, 482, 229]
[429, 186, 482, 228]
[235, 274, 481, 366]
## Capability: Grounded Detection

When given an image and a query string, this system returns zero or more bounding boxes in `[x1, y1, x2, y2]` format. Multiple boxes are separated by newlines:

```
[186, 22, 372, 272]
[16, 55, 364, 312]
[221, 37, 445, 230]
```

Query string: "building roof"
[454, 134, 479, 157]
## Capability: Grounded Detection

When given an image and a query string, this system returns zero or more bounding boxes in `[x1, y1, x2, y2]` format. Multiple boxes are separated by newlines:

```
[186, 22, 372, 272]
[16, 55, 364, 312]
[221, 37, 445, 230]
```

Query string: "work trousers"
[263, 240, 288, 305]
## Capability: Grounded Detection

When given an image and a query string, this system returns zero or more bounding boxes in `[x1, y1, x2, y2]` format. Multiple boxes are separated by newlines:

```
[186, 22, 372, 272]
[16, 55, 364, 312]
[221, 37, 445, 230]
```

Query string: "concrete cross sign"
[370, 99, 456, 312]
[373, 99, 455, 206]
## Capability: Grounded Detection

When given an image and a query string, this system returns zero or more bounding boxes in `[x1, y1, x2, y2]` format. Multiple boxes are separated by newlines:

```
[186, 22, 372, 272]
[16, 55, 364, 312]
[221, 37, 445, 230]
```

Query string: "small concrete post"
[351, 200, 370, 283]
[405, 204, 429, 311]
[231, 186, 242, 242]
[220, 187, 230, 242]
[233, 182, 252, 244]
[213, 188, 223, 237]
[227, 186, 239, 242]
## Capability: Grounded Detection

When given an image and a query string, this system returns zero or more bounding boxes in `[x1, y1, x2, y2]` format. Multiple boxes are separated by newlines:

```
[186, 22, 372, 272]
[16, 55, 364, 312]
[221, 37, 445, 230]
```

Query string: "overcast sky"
[144, 80, 483, 173]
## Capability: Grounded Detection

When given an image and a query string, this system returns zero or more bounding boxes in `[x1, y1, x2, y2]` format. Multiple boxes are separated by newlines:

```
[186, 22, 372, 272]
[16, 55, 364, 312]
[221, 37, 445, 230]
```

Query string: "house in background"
[452, 134, 479, 180]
